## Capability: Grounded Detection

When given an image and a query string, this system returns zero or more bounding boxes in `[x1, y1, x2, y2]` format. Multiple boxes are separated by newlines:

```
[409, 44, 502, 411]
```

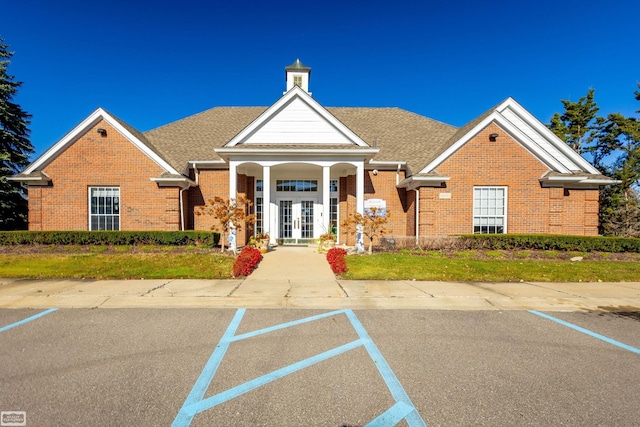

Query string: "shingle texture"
[143, 106, 458, 175]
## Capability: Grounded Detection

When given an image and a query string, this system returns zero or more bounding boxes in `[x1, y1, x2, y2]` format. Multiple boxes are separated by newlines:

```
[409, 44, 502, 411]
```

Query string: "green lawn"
[0, 247, 639, 281]
[342, 253, 640, 282]
[0, 252, 235, 279]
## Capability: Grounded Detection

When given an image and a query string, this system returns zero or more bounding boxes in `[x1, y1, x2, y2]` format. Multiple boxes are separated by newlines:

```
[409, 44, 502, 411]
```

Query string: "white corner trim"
[24, 108, 180, 176]
[225, 86, 370, 148]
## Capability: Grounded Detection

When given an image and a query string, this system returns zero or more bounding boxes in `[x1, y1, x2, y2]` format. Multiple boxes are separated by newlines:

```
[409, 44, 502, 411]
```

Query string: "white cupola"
[284, 58, 311, 95]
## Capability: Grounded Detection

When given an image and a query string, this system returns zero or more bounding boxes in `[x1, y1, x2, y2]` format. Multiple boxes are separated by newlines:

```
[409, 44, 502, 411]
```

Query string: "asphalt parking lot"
[1, 308, 639, 426]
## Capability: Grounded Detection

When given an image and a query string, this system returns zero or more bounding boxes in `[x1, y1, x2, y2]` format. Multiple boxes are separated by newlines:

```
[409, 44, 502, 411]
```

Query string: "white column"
[322, 165, 330, 234]
[355, 161, 365, 252]
[356, 162, 364, 214]
[262, 165, 271, 243]
[229, 161, 237, 199]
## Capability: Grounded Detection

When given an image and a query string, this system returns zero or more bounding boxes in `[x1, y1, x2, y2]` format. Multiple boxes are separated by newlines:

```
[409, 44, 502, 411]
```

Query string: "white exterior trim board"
[225, 86, 370, 148]
[24, 108, 180, 176]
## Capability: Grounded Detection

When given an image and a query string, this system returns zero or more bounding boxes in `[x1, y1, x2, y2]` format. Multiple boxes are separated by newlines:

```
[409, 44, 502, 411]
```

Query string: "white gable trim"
[225, 86, 370, 147]
[23, 108, 180, 176]
[419, 98, 601, 175]
[494, 98, 600, 174]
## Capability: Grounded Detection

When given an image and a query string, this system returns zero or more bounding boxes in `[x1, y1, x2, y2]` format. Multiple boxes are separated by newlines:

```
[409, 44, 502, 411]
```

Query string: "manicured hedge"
[460, 234, 640, 253]
[0, 231, 220, 247]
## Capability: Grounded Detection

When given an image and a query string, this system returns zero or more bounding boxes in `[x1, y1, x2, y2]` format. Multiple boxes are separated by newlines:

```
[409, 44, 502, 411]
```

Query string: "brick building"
[12, 59, 616, 246]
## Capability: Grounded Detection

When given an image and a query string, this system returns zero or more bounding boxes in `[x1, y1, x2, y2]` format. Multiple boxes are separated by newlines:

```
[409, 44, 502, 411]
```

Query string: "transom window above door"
[276, 180, 318, 192]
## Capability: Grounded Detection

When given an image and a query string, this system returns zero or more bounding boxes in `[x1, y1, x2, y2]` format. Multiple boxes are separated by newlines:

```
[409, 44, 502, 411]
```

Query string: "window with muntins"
[330, 180, 339, 235]
[473, 187, 506, 234]
[89, 187, 120, 230]
[276, 180, 318, 192]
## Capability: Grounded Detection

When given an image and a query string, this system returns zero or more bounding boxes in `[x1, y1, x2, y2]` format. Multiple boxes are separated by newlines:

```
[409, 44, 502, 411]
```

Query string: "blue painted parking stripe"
[231, 309, 347, 342]
[173, 309, 426, 426]
[529, 310, 640, 355]
[366, 401, 415, 427]
[345, 310, 427, 427]
[189, 338, 365, 416]
[172, 308, 246, 427]
[0, 308, 57, 333]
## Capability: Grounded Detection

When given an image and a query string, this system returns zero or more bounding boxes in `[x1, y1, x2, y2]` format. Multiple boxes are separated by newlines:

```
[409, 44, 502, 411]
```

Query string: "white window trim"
[472, 186, 508, 234]
[89, 186, 121, 231]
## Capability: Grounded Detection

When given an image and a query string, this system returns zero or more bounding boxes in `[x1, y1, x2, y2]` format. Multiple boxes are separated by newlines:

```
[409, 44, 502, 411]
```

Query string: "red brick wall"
[189, 170, 252, 244]
[338, 170, 412, 245]
[29, 119, 181, 230]
[418, 123, 599, 236]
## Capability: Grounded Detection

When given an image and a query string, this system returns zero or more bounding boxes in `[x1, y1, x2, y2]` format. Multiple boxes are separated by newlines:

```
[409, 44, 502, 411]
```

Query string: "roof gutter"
[369, 160, 407, 185]
[397, 175, 450, 189]
[150, 176, 196, 188]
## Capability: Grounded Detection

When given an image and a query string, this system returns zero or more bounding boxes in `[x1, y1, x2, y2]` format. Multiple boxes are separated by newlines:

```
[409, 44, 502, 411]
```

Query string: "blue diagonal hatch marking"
[172, 308, 246, 427]
[366, 401, 415, 427]
[345, 310, 427, 427]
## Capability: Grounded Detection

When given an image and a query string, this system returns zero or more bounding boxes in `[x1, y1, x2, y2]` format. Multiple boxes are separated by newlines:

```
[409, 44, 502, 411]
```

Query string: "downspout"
[179, 184, 191, 231]
[396, 163, 401, 186]
[413, 187, 420, 245]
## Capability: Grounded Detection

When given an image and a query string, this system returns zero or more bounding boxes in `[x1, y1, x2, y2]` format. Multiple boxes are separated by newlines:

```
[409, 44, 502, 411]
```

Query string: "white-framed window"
[255, 180, 264, 235]
[473, 186, 507, 234]
[89, 187, 120, 230]
[294, 75, 302, 87]
[330, 179, 339, 235]
[276, 179, 318, 192]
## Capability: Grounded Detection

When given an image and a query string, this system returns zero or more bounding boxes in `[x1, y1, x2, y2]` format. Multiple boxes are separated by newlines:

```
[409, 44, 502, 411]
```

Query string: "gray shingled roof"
[143, 106, 459, 175]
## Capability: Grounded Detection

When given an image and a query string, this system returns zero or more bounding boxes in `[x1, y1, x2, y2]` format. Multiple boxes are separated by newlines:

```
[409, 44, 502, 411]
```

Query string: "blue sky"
[3, 0, 639, 159]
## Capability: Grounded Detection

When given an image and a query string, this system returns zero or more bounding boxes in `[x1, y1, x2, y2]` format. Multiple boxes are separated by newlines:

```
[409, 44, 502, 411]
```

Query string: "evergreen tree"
[549, 86, 640, 237]
[548, 88, 599, 155]
[0, 39, 33, 230]
[593, 91, 640, 237]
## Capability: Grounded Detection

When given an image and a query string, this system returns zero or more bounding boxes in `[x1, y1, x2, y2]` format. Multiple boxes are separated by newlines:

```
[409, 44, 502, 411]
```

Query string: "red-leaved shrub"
[326, 247, 348, 274]
[232, 246, 263, 277]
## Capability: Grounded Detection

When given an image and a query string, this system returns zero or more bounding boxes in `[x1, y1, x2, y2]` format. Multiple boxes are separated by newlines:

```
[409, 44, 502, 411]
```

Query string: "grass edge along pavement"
[1, 246, 639, 281]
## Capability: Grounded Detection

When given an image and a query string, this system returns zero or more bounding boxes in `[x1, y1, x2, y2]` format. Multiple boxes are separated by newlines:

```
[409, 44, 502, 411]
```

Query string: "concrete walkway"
[1, 246, 639, 311]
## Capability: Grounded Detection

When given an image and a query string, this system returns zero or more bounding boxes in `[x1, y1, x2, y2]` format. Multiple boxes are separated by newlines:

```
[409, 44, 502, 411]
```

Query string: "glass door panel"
[278, 199, 316, 241]
[279, 200, 292, 239]
[300, 200, 314, 239]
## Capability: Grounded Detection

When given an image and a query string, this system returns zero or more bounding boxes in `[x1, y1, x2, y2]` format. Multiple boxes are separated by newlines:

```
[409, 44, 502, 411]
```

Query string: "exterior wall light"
[97, 128, 107, 136]
[489, 133, 499, 141]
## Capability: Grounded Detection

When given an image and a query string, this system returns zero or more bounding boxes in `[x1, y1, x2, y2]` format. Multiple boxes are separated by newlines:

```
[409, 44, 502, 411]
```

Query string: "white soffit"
[23, 108, 180, 176]
[225, 86, 369, 147]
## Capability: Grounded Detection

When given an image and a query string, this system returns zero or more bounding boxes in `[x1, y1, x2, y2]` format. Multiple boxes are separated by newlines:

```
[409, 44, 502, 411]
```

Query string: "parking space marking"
[529, 310, 640, 355]
[172, 308, 246, 427]
[172, 309, 426, 427]
[345, 310, 426, 427]
[0, 308, 57, 333]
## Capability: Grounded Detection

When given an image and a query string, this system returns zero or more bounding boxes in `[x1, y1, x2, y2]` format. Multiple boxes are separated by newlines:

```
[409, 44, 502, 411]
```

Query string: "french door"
[278, 199, 315, 240]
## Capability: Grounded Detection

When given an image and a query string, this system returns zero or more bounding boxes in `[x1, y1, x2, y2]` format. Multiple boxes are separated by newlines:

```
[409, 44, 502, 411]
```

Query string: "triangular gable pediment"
[225, 86, 370, 147]
[419, 98, 601, 175]
[22, 108, 180, 176]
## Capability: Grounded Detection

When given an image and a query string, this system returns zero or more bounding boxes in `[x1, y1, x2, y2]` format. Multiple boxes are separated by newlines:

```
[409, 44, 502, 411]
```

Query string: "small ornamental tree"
[194, 195, 255, 253]
[341, 207, 389, 254]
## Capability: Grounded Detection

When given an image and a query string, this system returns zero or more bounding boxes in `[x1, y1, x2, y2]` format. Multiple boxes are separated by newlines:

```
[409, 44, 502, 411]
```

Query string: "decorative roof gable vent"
[285, 58, 311, 95]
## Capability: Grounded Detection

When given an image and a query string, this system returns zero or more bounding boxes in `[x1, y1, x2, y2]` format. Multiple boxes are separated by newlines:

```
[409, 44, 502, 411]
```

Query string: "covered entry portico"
[213, 79, 378, 245]
[222, 155, 373, 245]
